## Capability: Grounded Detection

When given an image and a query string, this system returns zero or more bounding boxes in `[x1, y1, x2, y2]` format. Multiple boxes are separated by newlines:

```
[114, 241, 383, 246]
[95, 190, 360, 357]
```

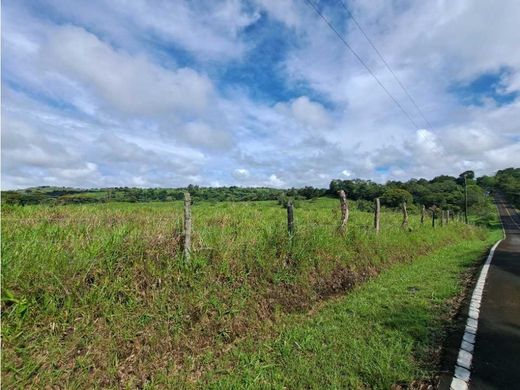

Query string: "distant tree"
[297, 186, 325, 199]
[476, 175, 496, 189]
[380, 188, 413, 208]
[457, 170, 475, 185]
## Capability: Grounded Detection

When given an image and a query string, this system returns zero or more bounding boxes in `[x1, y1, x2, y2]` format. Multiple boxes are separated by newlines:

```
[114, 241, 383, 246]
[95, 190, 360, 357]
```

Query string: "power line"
[303, 0, 421, 130]
[337, 0, 434, 130]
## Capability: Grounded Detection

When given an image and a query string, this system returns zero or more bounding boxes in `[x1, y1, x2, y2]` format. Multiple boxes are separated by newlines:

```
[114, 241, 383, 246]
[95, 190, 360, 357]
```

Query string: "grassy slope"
[1, 199, 495, 388]
[202, 232, 501, 389]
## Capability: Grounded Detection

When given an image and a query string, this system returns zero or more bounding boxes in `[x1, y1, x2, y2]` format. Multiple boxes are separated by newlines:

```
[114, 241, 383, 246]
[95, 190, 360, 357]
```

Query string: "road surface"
[470, 196, 520, 388]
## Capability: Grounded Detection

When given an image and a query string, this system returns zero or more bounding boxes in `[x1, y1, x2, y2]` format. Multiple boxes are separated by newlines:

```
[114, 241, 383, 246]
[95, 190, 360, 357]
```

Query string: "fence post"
[441, 210, 445, 227]
[401, 201, 409, 228]
[374, 198, 381, 234]
[338, 190, 349, 233]
[446, 210, 450, 224]
[287, 201, 294, 236]
[421, 204, 425, 224]
[432, 209, 436, 228]
[183, 192, 192, 261]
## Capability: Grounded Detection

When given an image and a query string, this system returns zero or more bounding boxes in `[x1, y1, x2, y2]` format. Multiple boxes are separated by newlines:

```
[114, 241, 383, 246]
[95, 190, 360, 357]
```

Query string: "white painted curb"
[449, 239, 502, 390]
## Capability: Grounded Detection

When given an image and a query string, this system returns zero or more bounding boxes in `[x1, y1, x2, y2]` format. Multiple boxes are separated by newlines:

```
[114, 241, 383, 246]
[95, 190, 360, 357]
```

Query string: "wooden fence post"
[432, 209, 436, 228]
[183, 192, 192, 261]
[401, 201, 409, 228]
[338, 190, 349, 233]
[441, 210, 445, 227]
[446, 210, 450, 224]
[287, 201, 294, 236]
[421, 205, 425, 224]
[374, 198, 381, 234]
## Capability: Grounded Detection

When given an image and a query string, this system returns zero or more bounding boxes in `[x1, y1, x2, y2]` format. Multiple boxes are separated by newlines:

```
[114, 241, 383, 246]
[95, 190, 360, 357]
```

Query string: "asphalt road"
[470, 196, 520, 389]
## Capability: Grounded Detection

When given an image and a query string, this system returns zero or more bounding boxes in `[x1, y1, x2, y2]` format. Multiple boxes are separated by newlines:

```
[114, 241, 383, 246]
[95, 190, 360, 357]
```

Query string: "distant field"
[1, 198, 493, 388]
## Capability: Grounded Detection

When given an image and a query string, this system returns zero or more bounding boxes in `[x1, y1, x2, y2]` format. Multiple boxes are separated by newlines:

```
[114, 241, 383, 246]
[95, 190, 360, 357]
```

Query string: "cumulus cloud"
[43, 26, 214, 117]
[1, 1, 519, 189]
[232, 168, 250, 180]
[179, 121, 232, 150]
[267, 174, 284, 188]
[275, 96, 332, 130]
[255, 0, 301, 28]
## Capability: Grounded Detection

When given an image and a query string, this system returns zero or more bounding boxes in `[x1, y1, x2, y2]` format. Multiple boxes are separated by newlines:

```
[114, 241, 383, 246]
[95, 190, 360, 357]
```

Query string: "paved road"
[470, 196, 520, 389]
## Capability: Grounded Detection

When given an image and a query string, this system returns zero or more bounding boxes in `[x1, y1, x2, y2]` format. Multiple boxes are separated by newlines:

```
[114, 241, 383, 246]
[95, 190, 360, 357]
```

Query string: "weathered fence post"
[446, 210, 450, 224]
[287, 201, 294, 236]
[464, 174, 469, 224]
[401, 201, 409, 228]
[183, 192, 192, 261]
[374, 198, 381, 234]
[441, 210, 445, 227]
[432, 208, 436, 228]
[338, 190, 349, 233]
[421, 205, 425, 224]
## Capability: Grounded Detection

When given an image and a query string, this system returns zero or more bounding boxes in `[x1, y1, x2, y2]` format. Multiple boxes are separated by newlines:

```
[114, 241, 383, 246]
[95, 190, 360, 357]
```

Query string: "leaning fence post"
[421, 205, 425, 224]
[338, 190, 349, 233]
[374, 198, 381, 234]
[401, 201, 409, 228]
[183, 192, 192, 261]
[287, 201, 294, 236]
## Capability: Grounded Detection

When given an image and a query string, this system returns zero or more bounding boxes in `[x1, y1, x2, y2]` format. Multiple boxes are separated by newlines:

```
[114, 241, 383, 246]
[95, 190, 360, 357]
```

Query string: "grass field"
[1, 198, 496, 388]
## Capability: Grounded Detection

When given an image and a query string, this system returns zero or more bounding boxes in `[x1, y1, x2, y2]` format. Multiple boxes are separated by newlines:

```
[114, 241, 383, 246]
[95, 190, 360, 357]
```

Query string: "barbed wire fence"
[2, 192, 465, 262]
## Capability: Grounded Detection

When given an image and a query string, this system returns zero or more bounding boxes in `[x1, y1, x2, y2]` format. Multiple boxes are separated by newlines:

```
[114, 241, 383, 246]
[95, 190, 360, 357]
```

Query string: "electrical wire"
[304, 0, 421, 129]
[337, 0, 434, 130]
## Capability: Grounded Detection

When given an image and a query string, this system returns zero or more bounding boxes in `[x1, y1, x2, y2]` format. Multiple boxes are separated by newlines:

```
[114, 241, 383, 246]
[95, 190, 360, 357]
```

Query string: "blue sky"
[2, 0, 520, 189]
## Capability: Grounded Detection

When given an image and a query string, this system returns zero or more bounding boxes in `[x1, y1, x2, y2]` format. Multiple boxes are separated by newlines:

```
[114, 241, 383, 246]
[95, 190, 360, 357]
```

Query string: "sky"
[2, 0, 520, 189]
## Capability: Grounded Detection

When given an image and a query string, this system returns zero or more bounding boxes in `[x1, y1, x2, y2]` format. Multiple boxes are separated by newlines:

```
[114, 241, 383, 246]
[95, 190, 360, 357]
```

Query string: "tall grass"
[1, 198, 488, 388]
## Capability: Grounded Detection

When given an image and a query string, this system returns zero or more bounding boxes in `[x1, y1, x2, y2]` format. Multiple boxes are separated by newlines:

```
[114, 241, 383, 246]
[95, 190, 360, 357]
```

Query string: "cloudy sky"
[2, 0, 520, 189]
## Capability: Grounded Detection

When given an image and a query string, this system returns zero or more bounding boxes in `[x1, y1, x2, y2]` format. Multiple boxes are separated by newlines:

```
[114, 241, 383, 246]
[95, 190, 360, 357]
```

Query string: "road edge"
[448, 200, 506, 390]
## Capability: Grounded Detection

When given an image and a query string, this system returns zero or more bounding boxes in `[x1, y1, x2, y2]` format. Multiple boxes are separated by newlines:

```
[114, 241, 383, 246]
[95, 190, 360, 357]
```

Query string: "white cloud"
[275, 96, 332, 130]
[232, 168, 250, 180]
[179, 121, 232, 150]
[267, 174, 284, 188]
[1, 1, 519, 189]
[116, 0, 260, 61]
[43, 26, 214, 117]
[255, 0, 301, 28]
[51, 162, 99, 180]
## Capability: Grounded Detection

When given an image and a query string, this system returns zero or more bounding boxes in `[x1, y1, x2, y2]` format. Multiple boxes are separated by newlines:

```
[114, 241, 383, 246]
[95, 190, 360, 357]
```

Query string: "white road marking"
[449, 238, 503, 389]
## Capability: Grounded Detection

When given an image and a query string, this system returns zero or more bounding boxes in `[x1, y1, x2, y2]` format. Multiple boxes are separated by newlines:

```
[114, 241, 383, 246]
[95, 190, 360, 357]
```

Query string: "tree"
[457, 170, 475, 185]
[380, 188, 413, 208]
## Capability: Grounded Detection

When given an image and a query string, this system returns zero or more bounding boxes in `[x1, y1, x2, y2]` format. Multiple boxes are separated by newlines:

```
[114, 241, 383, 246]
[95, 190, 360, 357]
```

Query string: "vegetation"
[0, 186, 286, 205]
[1, 197, 497, 388]
[4, 170, 514, 222]
[478, 168, 520, 208]
[203, 232, 501, 389]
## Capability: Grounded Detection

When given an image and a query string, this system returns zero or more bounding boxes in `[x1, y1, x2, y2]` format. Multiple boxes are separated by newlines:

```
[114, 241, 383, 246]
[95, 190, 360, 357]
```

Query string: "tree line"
[2, 169, 518, 216]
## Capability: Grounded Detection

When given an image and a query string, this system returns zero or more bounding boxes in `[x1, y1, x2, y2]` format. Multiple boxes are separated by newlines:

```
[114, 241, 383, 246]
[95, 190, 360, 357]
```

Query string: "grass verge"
[197, 230, 501, 389]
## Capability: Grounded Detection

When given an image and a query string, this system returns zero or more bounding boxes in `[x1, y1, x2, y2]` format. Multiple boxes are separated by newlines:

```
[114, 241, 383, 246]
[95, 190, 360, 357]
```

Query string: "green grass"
[201, 233, 500, 389]
[1, 198, 496, 388]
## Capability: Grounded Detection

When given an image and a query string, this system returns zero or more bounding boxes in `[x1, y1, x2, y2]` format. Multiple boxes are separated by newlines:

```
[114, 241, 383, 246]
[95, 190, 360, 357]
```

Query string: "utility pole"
[464, 174, 469, 224]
